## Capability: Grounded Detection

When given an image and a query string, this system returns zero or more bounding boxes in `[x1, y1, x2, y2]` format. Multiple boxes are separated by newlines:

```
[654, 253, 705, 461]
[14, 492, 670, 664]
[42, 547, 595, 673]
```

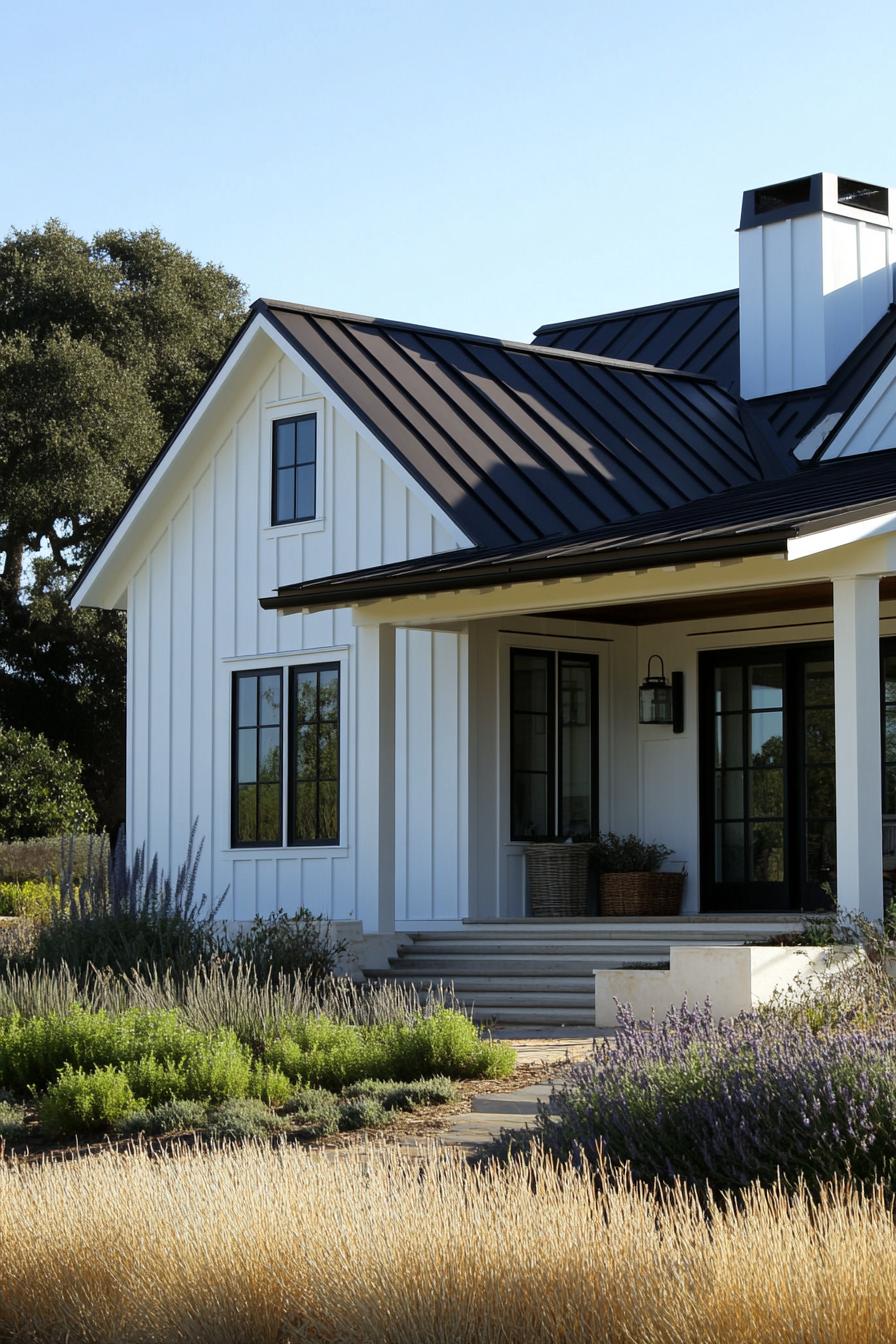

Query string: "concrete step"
[441, 990, 595, 1009]
[384, 957, 665, 977]
[468, 1006, 596, 1026]
[398, 940, 681, 957]
[374, 974, 597, 993]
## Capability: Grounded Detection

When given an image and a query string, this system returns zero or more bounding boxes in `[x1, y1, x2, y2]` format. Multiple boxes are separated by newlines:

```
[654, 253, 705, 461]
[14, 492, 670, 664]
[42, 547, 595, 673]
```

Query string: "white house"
[72, 170, 896, 1017]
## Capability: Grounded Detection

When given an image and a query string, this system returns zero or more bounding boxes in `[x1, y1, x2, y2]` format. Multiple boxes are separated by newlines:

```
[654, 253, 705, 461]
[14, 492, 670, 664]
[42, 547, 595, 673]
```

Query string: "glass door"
[705, 657, 787, 910]
[700, 644, 843, 912]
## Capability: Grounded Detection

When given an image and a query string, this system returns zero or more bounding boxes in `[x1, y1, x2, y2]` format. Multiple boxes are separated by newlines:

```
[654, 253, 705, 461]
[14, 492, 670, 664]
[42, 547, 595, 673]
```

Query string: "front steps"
[363, 916, 807, 1026]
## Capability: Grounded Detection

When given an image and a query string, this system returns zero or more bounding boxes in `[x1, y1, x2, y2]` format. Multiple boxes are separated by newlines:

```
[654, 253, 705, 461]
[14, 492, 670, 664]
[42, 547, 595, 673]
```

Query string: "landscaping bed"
[0, 962, 516, 1156]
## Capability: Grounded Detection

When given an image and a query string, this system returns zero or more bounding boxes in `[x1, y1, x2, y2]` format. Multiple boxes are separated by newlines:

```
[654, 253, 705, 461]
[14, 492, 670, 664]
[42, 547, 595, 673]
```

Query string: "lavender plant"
[529, 999, 896, 1192]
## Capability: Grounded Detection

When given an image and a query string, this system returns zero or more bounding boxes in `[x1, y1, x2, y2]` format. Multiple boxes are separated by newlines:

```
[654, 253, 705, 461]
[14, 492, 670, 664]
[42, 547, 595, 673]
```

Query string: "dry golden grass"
[1, 1142, 896, 1343]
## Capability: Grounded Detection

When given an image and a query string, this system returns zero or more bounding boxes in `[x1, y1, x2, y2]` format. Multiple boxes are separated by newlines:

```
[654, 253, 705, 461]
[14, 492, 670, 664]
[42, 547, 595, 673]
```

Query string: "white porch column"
[833, 575, 882, 920]
[355, 622, 396, 933]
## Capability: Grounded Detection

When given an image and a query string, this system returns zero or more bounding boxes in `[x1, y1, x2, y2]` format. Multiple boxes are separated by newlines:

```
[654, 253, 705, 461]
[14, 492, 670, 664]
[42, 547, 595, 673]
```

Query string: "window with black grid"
[272, 415, 317, 525]
[290, 664, 340, 844]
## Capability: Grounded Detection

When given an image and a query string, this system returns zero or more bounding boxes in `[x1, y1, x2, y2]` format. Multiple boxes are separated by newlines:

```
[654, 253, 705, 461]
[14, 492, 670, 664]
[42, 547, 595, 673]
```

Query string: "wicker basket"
[599, 870, 685, 917]
[525, 843, 595, 917]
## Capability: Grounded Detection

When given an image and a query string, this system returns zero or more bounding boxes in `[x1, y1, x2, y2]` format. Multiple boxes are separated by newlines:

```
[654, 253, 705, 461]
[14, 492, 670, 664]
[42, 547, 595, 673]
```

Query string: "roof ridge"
[534, 288, 739, 337]
[256, 299, 714, 382]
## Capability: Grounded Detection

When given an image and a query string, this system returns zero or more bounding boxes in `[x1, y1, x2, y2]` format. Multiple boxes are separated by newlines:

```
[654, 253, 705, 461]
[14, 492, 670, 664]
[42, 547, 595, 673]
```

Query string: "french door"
[509, 648, 599, 841]
[699, 645, 838, 912]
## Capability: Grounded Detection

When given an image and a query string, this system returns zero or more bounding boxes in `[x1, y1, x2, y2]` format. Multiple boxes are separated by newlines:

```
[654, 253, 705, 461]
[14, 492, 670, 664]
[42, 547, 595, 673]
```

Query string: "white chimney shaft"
[739, 173, 893, 399]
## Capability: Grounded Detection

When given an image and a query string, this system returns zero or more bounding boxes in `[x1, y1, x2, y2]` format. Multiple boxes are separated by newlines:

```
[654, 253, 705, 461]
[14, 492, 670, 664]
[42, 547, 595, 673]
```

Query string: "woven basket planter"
[525, 843, 595, 917]
[599, 870, 685, 917]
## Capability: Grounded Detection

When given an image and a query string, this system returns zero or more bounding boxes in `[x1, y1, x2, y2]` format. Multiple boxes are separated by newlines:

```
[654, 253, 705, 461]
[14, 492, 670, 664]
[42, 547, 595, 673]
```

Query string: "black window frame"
[271, 413, 318, 527]
[509, 647, 599, 842]
[230, 667, 284, 849]
[288, 661, 341, 847]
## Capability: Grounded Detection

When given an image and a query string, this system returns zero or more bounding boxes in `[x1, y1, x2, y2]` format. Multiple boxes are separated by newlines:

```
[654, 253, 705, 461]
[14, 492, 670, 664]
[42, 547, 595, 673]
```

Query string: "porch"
[344, 525, 896, 934]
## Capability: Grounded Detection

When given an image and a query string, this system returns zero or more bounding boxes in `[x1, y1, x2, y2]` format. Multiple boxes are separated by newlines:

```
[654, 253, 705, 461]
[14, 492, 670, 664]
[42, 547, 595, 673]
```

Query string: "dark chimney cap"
[740, 173, 889, 229]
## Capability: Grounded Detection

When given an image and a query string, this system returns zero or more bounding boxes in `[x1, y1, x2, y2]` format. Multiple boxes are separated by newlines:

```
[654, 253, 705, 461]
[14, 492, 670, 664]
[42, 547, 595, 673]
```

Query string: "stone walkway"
[433, 1026, 608, 1151]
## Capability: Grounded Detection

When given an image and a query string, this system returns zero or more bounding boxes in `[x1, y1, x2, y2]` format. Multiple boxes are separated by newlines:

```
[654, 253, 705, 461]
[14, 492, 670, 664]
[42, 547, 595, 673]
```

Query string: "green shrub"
[227, 909, 348, 981]
[343, 1076, 460, 1109]
[117, 1099, 208, 1137]
[0, 1099, 27, 1144]
[205, 1098, 289, 1142]
[0, 834, 103, 884]
[39, 1065, 137, 1137]
[593, 831, 672, 874]
[262, 1010, 514, 1090]
[247, 1063, 294, 1107]
[0, 726, 96, 843]
[0, 1007, 201, 1095]
[0, 880, 55, 920]
[385, 1011, 515, 1081]
[283, 1087, 341, 1138]
[123, 1055, 189, 1107]
[180, 1030, 252, 1102]
[32, 912, 217, 979]
[338, 1096, 390, 1131]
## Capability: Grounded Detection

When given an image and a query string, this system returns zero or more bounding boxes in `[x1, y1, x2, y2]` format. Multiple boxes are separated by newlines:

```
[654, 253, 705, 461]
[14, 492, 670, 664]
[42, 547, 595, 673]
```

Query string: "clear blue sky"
[3, 0, 894, 341]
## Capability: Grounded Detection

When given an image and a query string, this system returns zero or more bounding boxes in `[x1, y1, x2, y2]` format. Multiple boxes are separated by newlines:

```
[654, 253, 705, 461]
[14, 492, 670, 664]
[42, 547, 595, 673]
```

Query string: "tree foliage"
[0, 723, 96, 842]
[0, 221, 247, 827]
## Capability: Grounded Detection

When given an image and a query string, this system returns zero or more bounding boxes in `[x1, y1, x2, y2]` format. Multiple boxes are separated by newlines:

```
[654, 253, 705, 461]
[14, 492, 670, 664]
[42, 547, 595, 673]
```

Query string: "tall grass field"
[1, 1142, 895, 1343]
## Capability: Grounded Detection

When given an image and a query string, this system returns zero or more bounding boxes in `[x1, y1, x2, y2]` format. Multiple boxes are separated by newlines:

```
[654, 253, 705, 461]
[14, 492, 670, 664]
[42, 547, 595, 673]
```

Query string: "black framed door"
[699, 644, 839, 913]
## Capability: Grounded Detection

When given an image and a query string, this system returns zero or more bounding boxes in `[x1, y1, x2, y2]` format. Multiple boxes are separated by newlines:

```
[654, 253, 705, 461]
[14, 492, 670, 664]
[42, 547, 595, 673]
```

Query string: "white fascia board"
[71, 314, 271, 610]
[256, 313, 472, 551]
[788, 510, 896, 561]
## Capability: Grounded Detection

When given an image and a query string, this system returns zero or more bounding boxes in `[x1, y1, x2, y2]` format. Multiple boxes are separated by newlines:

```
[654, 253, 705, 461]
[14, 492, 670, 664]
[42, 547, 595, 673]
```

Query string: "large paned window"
[289, 664, 340, 844]
[232, 669, 283, 846]
[272, 415, 317, 525]
[510, 649, 598, 841]
[231, 662, 341, 848]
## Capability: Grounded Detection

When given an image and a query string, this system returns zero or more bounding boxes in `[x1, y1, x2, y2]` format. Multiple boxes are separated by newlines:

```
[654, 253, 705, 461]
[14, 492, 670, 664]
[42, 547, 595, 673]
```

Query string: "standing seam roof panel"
[444, 339, 679, 516]
[293, 313, 541, 545]
[339, 322, 580, 538]
[381, 328, 618, 532]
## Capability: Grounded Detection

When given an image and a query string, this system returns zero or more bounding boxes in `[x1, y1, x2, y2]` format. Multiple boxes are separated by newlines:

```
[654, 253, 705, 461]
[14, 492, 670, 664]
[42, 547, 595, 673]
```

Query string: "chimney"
[739, 173, 893, 399]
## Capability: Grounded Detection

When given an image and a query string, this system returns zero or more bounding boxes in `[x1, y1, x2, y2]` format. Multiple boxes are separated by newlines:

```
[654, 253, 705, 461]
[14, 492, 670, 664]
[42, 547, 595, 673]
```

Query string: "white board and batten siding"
[126, 343, 470, 928]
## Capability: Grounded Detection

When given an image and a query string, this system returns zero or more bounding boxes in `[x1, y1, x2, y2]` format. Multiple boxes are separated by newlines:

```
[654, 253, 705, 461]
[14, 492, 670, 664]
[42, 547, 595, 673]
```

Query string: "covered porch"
[347, 524, 896, 931]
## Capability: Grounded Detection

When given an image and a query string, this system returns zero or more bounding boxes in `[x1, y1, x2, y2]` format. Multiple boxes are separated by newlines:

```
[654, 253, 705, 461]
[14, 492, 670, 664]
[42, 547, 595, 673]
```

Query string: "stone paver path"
[422, 1025, 610, 1153]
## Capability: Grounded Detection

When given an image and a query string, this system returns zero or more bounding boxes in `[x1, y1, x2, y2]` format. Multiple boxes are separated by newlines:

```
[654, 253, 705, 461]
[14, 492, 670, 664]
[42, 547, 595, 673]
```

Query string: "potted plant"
[595, 832, 684, 916]
[524, 837, 597, 918]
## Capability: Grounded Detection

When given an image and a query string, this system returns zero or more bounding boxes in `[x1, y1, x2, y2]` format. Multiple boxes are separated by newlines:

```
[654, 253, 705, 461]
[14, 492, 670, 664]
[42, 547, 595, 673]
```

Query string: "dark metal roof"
[261, 448, 896, 611]
[259, 299, 776, 551]
[534, 290, 741, 394]
[536, 291, 896, 462]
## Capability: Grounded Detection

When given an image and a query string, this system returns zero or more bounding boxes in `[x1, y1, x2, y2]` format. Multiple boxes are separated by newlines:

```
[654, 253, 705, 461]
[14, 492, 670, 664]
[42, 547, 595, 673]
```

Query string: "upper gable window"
[272, 414, 317, 525]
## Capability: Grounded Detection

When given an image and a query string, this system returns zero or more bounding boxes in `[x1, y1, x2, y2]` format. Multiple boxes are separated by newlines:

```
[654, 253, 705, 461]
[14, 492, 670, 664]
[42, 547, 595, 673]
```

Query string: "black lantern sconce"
[638, 655, 684, 733]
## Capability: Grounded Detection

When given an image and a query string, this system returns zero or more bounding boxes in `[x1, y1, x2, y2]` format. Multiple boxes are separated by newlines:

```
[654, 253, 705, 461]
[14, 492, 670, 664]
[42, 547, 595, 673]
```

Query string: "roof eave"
[259, 531, 792, 614]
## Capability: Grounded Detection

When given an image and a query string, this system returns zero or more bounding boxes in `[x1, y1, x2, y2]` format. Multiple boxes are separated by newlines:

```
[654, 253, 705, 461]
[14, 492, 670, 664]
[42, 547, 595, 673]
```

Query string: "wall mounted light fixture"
[638, 655, 684, 733]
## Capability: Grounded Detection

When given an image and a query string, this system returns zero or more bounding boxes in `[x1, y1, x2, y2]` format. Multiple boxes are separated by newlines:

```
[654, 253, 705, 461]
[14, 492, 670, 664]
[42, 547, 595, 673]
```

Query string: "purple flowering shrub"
[531, 1000, 896, 1190]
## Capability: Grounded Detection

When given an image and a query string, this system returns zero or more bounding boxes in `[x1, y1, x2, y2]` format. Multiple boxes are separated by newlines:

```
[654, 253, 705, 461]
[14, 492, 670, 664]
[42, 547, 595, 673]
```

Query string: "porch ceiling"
[540, 578, 896, 625]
